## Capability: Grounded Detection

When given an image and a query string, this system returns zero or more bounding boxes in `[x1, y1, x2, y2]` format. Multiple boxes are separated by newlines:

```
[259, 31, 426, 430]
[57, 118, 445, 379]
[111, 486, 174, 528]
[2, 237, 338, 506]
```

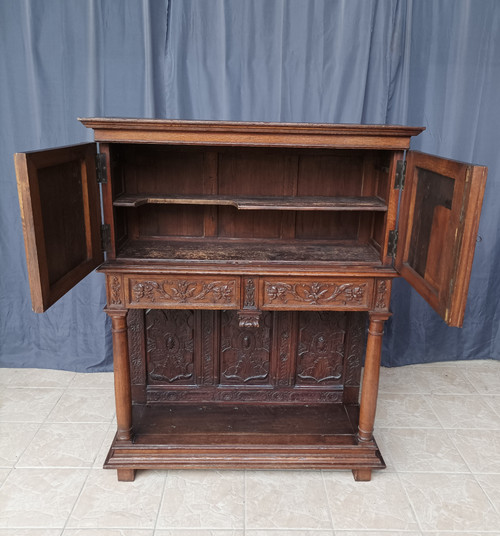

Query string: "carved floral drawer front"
[125, 275, 240, 309]
[261, 278, 373, 310]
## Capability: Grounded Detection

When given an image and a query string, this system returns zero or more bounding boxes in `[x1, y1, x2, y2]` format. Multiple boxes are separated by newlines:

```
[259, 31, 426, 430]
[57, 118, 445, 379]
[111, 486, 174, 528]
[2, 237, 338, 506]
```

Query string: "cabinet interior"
[109, 144, 393, 266]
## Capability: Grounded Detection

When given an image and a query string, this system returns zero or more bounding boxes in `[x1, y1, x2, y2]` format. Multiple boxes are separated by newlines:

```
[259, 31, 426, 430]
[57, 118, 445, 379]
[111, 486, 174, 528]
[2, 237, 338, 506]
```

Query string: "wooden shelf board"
[113, 193, 388, 212]
[116, 238, 382, 265]
[103, 403, 386, 471]
[131, 403, 357, 445]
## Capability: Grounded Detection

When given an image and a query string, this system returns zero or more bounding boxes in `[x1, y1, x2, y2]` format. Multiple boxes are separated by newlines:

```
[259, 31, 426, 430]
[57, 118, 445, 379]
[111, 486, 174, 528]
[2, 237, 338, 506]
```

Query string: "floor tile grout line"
[10, 382, 68, 469]
[153, 468, 169, 532]
[244, 469, 247, 533]
[443, 427, 479, 477]
[60, 466, 93, 533]
[320, 469, 336, 533]
[481, 394, 500, 418]
[90, 418, 115, 469]
[472, 472, 500, 518]
[23, 370, 92, 534]
[395, 471, 424, 535]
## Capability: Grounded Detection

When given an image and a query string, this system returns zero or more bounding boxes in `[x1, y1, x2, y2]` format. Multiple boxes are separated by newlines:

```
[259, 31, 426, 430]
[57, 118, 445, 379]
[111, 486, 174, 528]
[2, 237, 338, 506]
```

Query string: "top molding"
[79, 117, 425, 150]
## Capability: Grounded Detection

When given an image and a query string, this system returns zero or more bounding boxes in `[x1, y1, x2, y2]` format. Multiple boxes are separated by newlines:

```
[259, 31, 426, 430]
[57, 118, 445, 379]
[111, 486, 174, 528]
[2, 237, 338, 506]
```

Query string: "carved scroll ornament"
[265, 281, 367, 306]
[130, 278, 237, 306]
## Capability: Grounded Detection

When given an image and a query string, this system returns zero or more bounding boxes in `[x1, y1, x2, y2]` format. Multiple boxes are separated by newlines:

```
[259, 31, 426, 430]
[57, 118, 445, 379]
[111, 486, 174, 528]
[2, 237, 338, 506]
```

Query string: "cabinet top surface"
[79, 117, 424, 149]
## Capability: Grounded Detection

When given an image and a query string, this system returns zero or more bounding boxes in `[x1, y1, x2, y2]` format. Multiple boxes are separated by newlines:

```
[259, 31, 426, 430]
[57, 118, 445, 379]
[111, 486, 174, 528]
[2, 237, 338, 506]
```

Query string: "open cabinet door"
[15, 143, 103, 312]
[395, 151, 487, 327]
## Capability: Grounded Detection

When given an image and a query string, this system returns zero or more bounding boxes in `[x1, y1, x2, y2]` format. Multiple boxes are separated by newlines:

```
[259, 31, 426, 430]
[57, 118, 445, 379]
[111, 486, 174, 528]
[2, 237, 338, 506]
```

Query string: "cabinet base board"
[104, 438, 386, 479]
[103, 403, 385, 480]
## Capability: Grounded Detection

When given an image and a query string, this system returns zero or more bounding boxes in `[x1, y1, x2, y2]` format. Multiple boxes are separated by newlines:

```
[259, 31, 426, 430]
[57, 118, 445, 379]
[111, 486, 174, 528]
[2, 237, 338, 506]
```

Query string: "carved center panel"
[146, 309, 195, 384]
[220, 311, 271, 385]
[129, 309, 366, 404]
[296, 312, 346, 385]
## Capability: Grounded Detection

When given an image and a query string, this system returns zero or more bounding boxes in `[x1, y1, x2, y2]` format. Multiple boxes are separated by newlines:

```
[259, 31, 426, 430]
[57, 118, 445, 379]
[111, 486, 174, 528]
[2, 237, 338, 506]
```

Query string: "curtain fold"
[164, 0, 405, 124]
[1, 0, 499, 371]
[0, 0, 168, 371]
[384, 0, 500, 365]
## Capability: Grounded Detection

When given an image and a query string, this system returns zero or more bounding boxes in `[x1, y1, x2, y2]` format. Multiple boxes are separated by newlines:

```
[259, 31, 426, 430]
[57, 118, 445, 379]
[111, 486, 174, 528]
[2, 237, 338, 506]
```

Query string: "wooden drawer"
[260, 277, 373, 310]
[124, 275, 240, 309]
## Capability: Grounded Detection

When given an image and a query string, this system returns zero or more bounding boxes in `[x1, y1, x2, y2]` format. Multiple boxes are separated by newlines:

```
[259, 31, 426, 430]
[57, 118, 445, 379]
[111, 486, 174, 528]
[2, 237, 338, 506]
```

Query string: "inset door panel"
[15, 143, 102, 312]
[396, 151, 487, 326]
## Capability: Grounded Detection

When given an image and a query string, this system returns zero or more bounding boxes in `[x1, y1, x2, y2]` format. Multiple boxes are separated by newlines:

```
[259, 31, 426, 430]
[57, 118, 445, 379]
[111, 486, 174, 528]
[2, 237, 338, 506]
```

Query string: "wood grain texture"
[396, 150, 487, 326]
[113, 193, 388, 211]
[15, 119, 487, 482]
[15, 143, 102, 312]
[80, 117, 424, 149]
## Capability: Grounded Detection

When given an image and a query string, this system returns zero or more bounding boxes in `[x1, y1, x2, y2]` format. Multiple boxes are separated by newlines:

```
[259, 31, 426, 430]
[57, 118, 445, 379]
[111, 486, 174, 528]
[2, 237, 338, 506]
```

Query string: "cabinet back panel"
[111, 144, 388, 247]
[218, 150, 291, 239]
[218, 151, 293, 195]
[136, 205, 205, 238]
[297, 154, 364, 196]
[121, 146, 206, 195]
[217, 207, 283, 239]
[295, 212, 361, 240]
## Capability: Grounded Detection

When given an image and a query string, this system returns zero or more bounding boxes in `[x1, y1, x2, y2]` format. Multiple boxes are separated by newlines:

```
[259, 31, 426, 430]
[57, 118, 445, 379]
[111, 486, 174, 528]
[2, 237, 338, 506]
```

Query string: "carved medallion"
[220, 311, 271, 384]
[146, 310, 195, 383]
[296, 312, 346, 384]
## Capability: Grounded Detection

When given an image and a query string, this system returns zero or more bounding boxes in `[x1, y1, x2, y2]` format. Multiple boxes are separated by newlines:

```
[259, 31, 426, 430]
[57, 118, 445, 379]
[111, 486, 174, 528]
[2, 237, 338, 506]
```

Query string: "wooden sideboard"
[15, 119, 487, 481]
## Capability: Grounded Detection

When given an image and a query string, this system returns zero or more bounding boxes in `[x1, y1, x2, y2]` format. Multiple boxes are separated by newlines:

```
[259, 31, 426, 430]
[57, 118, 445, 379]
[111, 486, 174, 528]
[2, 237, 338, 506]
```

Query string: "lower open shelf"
[104, 403, 386, 480]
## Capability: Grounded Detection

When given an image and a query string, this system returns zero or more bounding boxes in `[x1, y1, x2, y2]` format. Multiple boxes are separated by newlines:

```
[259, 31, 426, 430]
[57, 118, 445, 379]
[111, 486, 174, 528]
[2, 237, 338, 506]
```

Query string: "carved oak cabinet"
[15, 119, 487, 481]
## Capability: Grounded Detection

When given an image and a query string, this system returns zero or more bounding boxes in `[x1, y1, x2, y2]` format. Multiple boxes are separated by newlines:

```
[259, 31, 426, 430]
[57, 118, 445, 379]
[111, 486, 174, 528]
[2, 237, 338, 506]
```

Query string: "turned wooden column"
[357, 312, 391, 444]
[105, 308, 132, 442]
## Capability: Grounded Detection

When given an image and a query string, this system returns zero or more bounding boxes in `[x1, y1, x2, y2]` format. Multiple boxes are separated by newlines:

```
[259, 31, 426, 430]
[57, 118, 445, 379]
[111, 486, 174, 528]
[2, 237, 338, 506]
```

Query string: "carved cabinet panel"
[220, 310, 272, 385]
[261, 278, 372, 310]
[126, 308, 367, 405]
[125, 275, 240, 309]
[15, 120, 486, 480]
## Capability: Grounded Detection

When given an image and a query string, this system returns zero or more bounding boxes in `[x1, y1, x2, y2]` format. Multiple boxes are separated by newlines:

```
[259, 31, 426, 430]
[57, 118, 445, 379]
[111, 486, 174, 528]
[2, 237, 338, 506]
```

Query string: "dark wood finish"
[357, 313, 390, 443]
[396, 151, 487, 327]
[15, 143, 103, 312]
[105, 309, 132, 441]
[79, 118, 424, 149]
[15, 119, 486, 482]
[122, 309, 365, 405]
[113, 193, 388, 211]
[116, 239, 383, 266]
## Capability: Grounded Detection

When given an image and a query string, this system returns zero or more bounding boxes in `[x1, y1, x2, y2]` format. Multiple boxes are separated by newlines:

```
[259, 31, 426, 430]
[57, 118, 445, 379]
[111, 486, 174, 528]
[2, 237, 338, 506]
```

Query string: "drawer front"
[125, 275, 240, 309]
[261, 278, 373, 310]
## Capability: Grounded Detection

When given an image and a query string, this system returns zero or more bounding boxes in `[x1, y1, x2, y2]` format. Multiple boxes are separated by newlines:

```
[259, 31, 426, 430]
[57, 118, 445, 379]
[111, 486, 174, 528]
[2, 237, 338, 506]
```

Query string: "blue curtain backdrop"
[0, 0, 498, 371]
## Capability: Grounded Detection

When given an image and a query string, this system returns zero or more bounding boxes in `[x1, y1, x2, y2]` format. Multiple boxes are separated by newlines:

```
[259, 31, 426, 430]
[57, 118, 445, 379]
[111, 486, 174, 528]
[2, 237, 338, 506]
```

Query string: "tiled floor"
[0, 360, 500, 535]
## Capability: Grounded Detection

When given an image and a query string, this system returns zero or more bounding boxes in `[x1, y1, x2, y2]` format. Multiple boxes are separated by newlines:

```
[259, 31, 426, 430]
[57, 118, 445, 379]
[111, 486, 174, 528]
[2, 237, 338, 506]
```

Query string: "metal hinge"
[388, 230, 398, 257]
[95, 153, 107, 184]
[100, 224, 111, 251]
[395, 160, 406, 190]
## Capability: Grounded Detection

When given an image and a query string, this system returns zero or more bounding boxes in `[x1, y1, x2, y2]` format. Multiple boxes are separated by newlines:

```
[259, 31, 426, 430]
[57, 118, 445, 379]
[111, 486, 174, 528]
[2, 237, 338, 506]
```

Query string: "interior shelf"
[113, 193, 388, 212]
[131, 403, 358, 445]
[104, 402, 385, 472]
[117, 238, 382, 265]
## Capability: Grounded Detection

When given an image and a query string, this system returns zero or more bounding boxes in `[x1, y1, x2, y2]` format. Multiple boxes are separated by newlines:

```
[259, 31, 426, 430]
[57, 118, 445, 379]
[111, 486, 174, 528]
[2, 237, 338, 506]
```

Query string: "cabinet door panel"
[396, 151, 486, 326]
[15, 143, 102, 312]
